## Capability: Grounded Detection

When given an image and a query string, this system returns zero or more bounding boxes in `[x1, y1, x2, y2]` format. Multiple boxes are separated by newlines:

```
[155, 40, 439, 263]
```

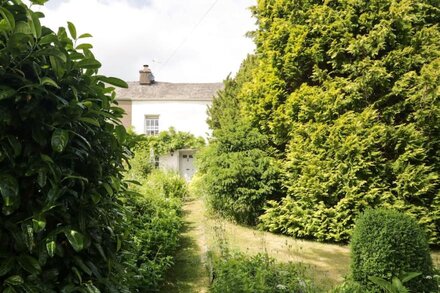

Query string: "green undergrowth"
[209, 251, 319, 293]
[116, 169, 187, 291]
[206, 216, 320, 293]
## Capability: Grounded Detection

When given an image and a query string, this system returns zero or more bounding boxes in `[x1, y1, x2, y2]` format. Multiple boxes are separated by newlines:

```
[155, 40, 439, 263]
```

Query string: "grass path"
[163, 198, 440, 292]
[160, 199, 210, 293]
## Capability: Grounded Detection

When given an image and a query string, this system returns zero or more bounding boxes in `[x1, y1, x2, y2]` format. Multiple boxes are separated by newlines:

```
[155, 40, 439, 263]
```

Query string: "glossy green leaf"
[30, 0, 49, 5]
[77, 59, 101, 69]
[0, 7, 15, 31]
[78, 117, 100, 127]
[84, 283, 100, 293]
[94, 243, 107, 261]
[99, 76, 128, 88]
[67, 21, 77, 39]
[65, 229, 85, 252]
[76, 43, 93, 50]
[0, 86, 16, 101]
[401, 272, 422, 283]
[0, 19, 10, 32]
[51, 129, 69, 153]
[4, 275, 24, 286]
[40, 77, 60, 88]
[18, 255, 41, 274]
[78, 33, 93, 39]
[39, 33, 57, 45]
[73, 256, 92, 276]
[23, 224, 35, 252]
[41, 77, 60, 88]
[14, 21, 31, 34]
[49, 55, 65, 79]
[102, 183, 113, 196]
[28, 11, 42, 38]
[116, 235, 121, 252]
[37, 48, 67, 62]
[37, 168, 47, 187]
[91, 193, 101, 204]
[32, 214, 46, 232]
[114, 125, 126, 143]
[71, 267, 82, 284]
[46, 236, 56, 257]
[0, 175, 19, 207]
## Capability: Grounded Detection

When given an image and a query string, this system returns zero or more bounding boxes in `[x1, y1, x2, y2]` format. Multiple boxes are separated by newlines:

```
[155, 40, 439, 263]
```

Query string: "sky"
[32, 0, 256, 83]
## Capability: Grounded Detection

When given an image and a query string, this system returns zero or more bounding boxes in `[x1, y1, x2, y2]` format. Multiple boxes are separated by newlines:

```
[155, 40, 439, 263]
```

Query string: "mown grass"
[160, 200, 210, 293]
[164, 198, 440, 292]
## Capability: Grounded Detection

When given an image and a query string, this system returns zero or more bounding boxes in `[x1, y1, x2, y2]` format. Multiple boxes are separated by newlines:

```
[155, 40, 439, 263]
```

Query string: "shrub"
[146, 170, 188, 199]
[350, 208, 436, 292]
[210, 252, 317, 293]
[209, 0, 440, 244]
[116, 182, 183, 291]
[115, 142, 186, 291]
[198, 123, 282, 225]
[0, 1, 130, 291]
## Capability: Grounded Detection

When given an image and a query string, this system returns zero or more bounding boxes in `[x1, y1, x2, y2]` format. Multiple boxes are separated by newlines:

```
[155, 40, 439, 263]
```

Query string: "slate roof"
[115, 81, 223, 101]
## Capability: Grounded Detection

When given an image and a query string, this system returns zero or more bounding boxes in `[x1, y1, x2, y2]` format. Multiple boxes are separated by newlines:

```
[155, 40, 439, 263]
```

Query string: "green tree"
[0, 0, 131, 290]
[252, 0, 440, 243]
[204, 0, 440, 244]
[200, 56, 282, 225]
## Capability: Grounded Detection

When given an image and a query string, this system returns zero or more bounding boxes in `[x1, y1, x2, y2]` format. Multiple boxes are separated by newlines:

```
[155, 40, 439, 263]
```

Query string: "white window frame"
[144, 115, 159, 136]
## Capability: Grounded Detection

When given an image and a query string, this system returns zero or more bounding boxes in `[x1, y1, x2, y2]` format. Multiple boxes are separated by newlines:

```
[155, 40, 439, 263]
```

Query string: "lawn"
[164, 198, 440, 292]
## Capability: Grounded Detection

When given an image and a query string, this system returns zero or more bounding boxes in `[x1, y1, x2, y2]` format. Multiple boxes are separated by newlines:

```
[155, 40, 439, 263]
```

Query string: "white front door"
[179, 152, 195, 181]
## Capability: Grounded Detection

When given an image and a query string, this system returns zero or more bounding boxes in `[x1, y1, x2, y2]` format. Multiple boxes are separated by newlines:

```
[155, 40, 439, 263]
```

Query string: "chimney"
[139, 65, 155, 85]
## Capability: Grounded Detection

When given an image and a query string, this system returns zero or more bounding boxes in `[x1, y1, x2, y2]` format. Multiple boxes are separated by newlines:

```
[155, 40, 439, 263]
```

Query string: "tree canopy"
[204, 0, 440, 244]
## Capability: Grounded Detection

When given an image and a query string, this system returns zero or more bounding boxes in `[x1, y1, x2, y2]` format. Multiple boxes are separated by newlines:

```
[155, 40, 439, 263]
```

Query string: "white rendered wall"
[159, 153, 179, 171]
[131, 100, 211, 139]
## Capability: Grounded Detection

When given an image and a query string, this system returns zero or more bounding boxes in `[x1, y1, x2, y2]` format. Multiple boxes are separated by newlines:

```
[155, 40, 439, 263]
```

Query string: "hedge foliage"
[116, 170, 185, 291]
[350, 209, 436, 292]
[199, 56, 282, 225]
[204, 0, 440, 244]
[0, 0, 134, 291]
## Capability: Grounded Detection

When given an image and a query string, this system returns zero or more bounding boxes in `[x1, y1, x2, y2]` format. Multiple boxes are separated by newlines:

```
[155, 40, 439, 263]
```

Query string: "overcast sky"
[34, 0, 256, 83]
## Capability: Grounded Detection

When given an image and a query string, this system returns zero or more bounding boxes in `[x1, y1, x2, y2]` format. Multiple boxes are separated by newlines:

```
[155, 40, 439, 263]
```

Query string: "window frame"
[144, 115, 159, 136]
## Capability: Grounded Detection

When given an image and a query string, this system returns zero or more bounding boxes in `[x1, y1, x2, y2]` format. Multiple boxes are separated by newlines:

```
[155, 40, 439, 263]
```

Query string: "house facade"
[115, 65, 223, 180]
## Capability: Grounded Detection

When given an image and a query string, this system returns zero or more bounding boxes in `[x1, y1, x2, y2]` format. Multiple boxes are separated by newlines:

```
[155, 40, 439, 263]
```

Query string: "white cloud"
[35, 0, 256, 82]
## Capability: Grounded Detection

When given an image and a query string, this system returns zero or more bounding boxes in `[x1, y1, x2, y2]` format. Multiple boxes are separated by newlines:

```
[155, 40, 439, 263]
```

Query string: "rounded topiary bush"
[350, 208, 436, 292]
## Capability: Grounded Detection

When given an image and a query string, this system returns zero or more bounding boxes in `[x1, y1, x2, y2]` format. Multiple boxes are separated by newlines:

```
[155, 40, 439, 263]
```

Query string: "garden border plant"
[0, 0, 132, 291]
[350, 208, 436, 292]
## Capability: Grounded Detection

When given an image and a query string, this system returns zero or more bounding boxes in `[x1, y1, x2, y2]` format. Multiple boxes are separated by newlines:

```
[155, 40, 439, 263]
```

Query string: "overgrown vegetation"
[202, 0, 440, 244]
[128, 127, 205, 177]
[0, 0, 133, 291]
[116, 169, 186, 291]
[210, 252, 317, 293]
[206, 211, 319, 293]
[148, 127, 205, 156]
[0, 1, 187, 291]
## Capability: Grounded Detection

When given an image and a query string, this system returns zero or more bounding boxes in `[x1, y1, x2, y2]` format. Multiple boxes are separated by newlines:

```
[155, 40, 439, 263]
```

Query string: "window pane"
[145, 117, 159, 135]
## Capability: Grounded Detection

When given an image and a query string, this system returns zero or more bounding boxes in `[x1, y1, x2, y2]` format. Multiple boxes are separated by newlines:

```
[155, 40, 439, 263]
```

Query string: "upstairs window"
[145, 115, 159, 135]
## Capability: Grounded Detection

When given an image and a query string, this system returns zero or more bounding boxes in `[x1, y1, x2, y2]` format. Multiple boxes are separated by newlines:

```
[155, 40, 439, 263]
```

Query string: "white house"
[115, 65, 223, 180]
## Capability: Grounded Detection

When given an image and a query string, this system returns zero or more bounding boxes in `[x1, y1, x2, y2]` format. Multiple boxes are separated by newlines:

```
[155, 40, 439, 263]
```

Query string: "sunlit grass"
[164, 197, 440, 292]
